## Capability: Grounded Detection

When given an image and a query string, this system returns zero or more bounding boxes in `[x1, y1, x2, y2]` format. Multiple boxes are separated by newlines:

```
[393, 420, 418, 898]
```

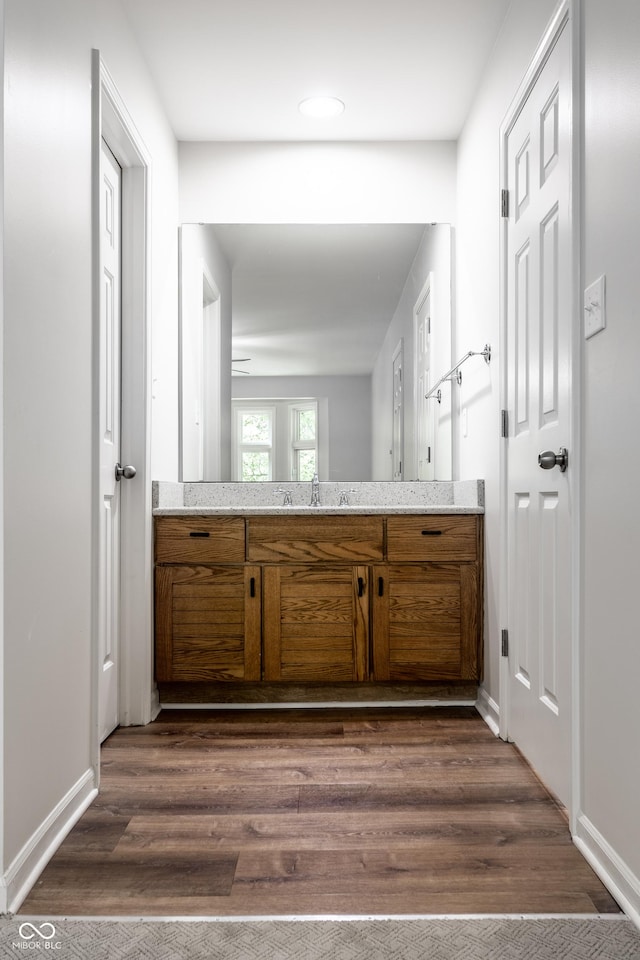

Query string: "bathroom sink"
[152, 479, 485, 515]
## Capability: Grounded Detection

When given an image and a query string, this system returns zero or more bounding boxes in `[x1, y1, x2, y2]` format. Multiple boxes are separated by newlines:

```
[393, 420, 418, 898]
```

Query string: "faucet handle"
[338, 488, 357, 506]
[275, 488, 293, 506]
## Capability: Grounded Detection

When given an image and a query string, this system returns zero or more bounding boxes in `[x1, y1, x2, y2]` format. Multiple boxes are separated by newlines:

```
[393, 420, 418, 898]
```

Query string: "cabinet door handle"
[358, 577, 365, 597]
[421, 530, 442, 536]
[189, 531, 210, 538]
[250, 577, 256, 598]
[378, 577, 384, 597]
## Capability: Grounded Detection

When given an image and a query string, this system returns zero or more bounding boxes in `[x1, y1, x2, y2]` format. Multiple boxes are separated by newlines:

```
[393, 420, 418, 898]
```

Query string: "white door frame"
[92, 53, 155, 776]
[498, 0, 582, 831]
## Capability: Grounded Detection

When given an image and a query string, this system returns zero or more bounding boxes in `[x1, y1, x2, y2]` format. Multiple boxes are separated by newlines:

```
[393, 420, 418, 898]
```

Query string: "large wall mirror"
[179, 223, 453, 483]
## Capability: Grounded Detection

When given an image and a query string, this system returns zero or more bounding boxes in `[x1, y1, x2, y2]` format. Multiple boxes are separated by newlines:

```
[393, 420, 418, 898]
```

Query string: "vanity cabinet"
[372, 515, 482, 681]
[154, 513, 483, 687]
[155, 517, 261, 682]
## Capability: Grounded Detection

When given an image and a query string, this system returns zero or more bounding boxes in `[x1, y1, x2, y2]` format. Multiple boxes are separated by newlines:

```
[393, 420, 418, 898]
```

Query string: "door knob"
[115, 463, 137, 481]
[538, 448, 568, 472]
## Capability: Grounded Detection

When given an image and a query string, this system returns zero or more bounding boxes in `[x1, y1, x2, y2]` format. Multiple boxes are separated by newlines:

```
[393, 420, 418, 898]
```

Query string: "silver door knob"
[115, 463, 137, 481]
[538, 448, 568, 472]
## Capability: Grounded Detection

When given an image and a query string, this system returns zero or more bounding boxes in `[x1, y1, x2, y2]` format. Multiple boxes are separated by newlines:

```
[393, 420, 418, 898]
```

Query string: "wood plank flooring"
[20, 707, 620, 917]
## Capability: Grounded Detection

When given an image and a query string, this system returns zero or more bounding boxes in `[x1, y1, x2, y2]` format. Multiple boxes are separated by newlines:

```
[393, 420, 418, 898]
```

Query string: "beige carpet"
[3, 916, 640, 959]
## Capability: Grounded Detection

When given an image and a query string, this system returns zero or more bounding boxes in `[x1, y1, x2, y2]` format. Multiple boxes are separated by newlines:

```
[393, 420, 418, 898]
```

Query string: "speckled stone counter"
[152, 480, 484, 515]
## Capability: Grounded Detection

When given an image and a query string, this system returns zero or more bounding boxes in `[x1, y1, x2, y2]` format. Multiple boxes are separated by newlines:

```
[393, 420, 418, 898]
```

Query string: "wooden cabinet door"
[372, 563, 480, 681]
[155, 565, 261, 681]
[263, 565, 369, 682]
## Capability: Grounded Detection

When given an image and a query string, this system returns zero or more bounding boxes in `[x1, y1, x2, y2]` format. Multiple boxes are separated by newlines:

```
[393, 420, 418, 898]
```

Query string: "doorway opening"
[93, 52, 154, 777]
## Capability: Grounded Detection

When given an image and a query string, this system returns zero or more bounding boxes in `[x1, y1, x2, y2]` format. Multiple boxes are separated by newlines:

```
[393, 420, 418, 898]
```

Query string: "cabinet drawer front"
[386, 516, 479, 561]
[155, 517, 245, 563]
[247, 516, 384, 562]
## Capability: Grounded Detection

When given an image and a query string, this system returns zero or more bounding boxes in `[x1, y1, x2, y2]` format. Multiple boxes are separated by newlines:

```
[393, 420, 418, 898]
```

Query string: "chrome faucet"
[310, 473, 320, 506]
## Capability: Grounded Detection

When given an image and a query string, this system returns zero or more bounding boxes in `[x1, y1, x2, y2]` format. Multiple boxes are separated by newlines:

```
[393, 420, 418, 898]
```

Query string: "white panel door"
[415, 284, 434, 480]
[99, 140, 122, 742]
[505, 21, 572, 806]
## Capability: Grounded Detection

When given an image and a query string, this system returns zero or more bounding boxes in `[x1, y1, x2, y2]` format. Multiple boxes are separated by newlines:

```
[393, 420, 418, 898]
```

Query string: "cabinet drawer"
[155, 517, 245, 563]
[247, 516, 384, 562]
[386, 515, 479, 561]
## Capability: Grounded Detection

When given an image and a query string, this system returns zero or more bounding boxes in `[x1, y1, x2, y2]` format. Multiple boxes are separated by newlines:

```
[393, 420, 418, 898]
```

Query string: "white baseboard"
[574, 814, 640, 932]
[475, 686, 500, 737]
[0, 768, 98, 914]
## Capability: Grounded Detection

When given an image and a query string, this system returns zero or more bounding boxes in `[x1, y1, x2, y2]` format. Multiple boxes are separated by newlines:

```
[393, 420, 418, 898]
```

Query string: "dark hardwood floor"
[20, 707, 620, 917]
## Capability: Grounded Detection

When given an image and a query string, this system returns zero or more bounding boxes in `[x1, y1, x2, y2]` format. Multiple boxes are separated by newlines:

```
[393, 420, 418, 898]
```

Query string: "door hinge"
[501, 629, 509, 657]
[501, 188, 509, 218]
[501, 409, 509, 438]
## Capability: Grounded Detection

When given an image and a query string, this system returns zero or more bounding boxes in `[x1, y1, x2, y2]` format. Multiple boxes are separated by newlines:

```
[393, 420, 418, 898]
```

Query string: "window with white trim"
[290, 402, 317, 481]
[233, 405, 275, 481]
[232, 399, 319, 481]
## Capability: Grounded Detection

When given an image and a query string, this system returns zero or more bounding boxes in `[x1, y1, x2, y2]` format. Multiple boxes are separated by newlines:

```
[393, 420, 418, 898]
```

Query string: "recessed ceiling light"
[298, 96, 345, 119]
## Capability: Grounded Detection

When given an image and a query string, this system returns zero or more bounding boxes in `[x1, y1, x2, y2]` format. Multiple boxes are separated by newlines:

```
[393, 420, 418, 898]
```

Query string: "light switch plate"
[584, 275, 606, 339]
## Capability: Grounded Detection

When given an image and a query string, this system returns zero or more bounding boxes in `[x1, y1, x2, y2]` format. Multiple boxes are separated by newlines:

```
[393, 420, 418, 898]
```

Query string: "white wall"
[179, 141, 457, 225]
[577, 0, 640, 917]
[4, 0, 95, 893]
[0, 0, 5, 891]
[455, 0, 558, 706]
[371, 224, 452, 481]
[1, 0, 178, 910]
[232, 375, 372, 481]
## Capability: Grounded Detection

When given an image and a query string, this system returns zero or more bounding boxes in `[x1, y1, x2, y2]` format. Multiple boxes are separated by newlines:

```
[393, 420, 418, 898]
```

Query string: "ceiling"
[208, 224, 428, 377]
[120, 0, 510, 141]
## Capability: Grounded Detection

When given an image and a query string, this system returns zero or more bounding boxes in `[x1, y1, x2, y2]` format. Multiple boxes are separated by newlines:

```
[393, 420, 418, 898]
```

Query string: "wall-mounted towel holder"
[426, 344, 491, 404]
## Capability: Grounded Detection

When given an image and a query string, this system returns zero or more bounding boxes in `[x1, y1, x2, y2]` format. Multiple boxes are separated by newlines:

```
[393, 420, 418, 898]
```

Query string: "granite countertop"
[152, 480, 485, 516]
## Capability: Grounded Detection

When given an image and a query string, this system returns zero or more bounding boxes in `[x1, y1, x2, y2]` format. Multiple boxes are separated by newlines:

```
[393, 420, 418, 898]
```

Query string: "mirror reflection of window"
[232, 399, 319, 481]
[235, 406, 275, 481]
[291, 403, 317, 481]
